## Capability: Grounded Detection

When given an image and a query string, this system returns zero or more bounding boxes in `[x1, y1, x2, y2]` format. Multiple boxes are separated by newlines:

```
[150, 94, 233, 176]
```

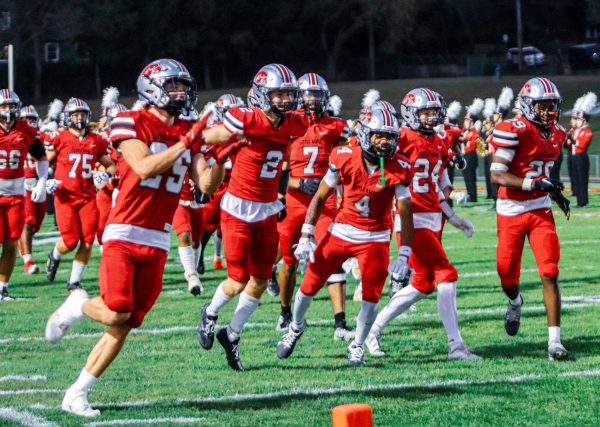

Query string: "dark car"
[568, 43, 600, 69]
[506, 46, 547, 67]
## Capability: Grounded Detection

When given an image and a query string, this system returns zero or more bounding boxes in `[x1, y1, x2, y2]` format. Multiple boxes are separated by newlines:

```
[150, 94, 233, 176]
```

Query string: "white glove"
[24, 178, 38, 192]
[93, 171, 110, 185]
[447, 214, 474, 238]
[388, 246, 411, 279]
[45, 179, 62, 195]
[293, 236, 317, 264]
[30, 178, 47, 203]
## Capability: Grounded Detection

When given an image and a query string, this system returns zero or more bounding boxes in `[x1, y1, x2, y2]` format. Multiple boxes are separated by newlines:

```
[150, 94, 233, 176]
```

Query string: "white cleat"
[347, 342, 366, 367]
[365, 331, 385, 357]
[548, 341, 569, 361]
[0, 287, 14, 301]
[187, 274, 203, 296]
[448, 344, 482, 361]
[62, 389, 101, 417]
[334, 326, 355, 342]
[45, 289, 88, 343]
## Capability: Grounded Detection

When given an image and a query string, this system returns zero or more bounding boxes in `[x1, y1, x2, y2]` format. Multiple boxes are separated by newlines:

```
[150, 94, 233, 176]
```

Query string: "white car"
[507, 46, 546, 67]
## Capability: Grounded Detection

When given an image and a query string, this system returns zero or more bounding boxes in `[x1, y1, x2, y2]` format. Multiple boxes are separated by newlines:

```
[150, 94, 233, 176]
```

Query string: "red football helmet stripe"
[275, 64, 291, 83]
[538, 77, 553, 94]
[423, 88, 436, 102]
[382, 109, 392, 127]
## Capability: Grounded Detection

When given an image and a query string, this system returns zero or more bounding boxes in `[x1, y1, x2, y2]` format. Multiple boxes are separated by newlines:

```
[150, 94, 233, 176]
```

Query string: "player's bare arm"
[119, 138, 188, 180]
[395, 194, 414, 248]
[490, 149, 522, 189]
[302, 180, 334, 236]
[97, 154, 116, 176]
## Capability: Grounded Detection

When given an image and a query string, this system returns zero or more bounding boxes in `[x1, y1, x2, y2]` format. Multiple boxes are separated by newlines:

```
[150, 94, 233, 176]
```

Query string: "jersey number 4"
[412, 158, 442, 193]
[140, 142, 190, 194]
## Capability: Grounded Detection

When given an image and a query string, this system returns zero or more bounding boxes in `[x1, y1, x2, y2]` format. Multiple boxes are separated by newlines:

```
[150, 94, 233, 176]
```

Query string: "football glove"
[533, 178, 564, 193]
[93, 171, 111, 185]
[277, 197, 287, 222]
[45, 179, 62, 195]
[180, 111, 212, 148]
[30, 178, 47, 203]
[293, 235, 317, 263]
[447, 214, 474, 238]
[194, 187, 211, 205]
[388, 255, 410, 281]
[214, 140, 249, 165]
[550, 191, 571, 220]
[298, 178, 321, 196]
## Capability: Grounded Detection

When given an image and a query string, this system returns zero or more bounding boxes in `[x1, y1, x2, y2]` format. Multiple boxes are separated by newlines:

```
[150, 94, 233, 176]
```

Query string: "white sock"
[194, 246, 202, 269]
[22, 254, 32, 263]
[436, 282, 463, 350]
[549, 326, 561, 343]
[228, 292, 260, 340]
[509, 293, 523, 306]
[354, 301, 378, 346]
[52, 244, 62, 260]
[0, 281, 7, 291]
[207, 282, 231, 317]
[291, 290, 313, 330]
[70, 369, 97, 395]
[214, 235, 223, 259]
[178, 245, 196, 277]
[69, 261, 88, 284]
[372, 285, 427, 336]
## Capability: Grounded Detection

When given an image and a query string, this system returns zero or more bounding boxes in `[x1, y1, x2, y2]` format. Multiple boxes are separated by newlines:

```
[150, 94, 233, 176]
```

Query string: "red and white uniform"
[172, 174, 205, 242]
[394, 127, 458, 294]
[219, 106, 308, 282]
[0, 120, 42, 240]
[278, 116, 348, 267]
[103, 109, 198, 328]
[571, 125, 592, 155]
[491, 117, 566, 288]
[48, 129, 109, 249]
[300, 145, 412, 303]
[96, 148, 120, 244]
[23, 153, 47, 234]
[461, 128, 480, 154]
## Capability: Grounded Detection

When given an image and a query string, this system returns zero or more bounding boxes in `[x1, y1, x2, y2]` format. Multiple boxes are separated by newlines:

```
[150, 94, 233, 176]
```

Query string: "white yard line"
[2, 296, 600, 345]
[0, 375, 46, 382]
[0, 389, 62, 396]
[0, 407, 60, 427]
[84, 417, 207, 426]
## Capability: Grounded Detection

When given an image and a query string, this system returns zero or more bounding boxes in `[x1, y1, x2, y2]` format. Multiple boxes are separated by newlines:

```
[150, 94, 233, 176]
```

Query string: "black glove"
[454, 151, 467, 170]
[298, 178, 321, 196]
[550, 191, 571, 220]
[533, 178, 564, 193]
[194, 187, 211, 204]
[277, 197, 287, 222]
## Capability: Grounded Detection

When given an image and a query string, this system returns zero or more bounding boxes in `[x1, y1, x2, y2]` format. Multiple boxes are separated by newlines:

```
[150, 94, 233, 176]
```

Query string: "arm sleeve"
[28, 140, 46, 160]
[576, 130, 592, 152]
[491, 121, 520, 148]
[394, 184, 411, 200]
[223, 108, 247, 135]
[323, 165, 340, 188]
[110, 115, 137, 147]
[439, 169, 451, 191]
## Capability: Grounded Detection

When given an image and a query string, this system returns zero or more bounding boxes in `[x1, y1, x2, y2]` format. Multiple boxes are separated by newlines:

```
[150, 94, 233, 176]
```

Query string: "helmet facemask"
[66, 111, 90, 131]
[265, 88, 298, 118]
[357, 123, 399, 165]
[418, 107, 442, 134]
[160, 78, 197, 117]
[301, 89, 328, 117]
[0, 104, 19, 122]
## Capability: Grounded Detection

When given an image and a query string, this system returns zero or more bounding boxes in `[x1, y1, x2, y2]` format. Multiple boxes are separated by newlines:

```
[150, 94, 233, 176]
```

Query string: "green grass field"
[1, 184, 600, 426]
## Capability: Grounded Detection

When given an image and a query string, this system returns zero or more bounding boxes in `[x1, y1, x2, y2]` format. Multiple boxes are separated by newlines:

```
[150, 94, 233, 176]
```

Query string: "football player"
[44, 98, 116, 291]
[490, 77, 570, 360]
[196, 63, 309, 371]
[276, 108, 414, 366]
[18, 105, 47, 274]
[0, 90, 48, 300]
[276, 73, 353, 339]
[365, 88, 480, 361]
[45, 58, 216, 417]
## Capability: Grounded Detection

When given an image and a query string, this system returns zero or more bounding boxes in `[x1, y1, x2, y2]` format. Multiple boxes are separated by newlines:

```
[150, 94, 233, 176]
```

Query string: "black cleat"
[196, 258, 205, 275]
[276, 320, 306, 359]
[46, 251, 61, 282]
[266, 268, 280, 297]
[217, 328, 244, 371]
[197, 304, 217, 350]
[504, 299, 522, 336]
[67, 281, 82, 291]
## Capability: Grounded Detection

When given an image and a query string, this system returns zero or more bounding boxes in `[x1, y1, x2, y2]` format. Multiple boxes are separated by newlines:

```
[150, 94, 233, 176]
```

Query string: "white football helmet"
[251, 63, 298, 117]
[137, 58, 197, 116]
[105, 104, 127, 121]
[64, 98, 91, 130]
[0, 89, 21, 122]
[215, 93, 245, 121]
[517, 77, 561, 126]
[356, 108, 400, 164]
[20, 105, 40, 120]
[400, 88, 443, 133]
[298, 73, 330, 116]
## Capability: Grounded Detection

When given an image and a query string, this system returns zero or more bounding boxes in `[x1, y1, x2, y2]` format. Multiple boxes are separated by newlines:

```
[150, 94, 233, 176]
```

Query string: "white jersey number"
[0, 149, 21, 170]
[525, 160, 554, 180]
[140, 142, 191, 194]
[412, 158, 442, 194]
[303, 146, 319, 175]
[68, 153, 94, 178]
[354, 195, 371, 218]
[259, 150, 284, 179]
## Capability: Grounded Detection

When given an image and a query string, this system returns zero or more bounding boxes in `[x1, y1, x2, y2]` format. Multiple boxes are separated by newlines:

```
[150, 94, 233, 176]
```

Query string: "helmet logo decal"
[143, 63, 163, 77]
[520, 83, 531, 96]
[403, 93, 416, 105]
[254, 70, 268, 85]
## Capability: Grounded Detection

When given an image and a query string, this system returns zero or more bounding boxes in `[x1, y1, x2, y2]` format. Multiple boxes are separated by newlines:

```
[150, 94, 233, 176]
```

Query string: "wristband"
[398, 246, 412, 258]
[301, 223, 315, 235]
[521, 178, 533, 191]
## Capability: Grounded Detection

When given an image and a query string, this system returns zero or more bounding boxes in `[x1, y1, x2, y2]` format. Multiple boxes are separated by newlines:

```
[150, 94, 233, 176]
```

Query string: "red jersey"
[105, 109, 199, 250]
[491, 117, 566, 215]
[572, 126, 592, 154]
[0, 120, 40, 196]
[461, 128, 480, 154]
[223, 107, 308, 202]
[290, 116, 348, 180]
[328, 145, 411, 233]
[399, 127, 448, 214]
[49, 129, 109, 199]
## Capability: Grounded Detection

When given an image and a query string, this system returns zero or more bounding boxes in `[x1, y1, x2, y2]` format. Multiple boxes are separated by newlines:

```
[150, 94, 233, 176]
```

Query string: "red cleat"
[24, 259, 40, 275]
[213, 258, 224, 270]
